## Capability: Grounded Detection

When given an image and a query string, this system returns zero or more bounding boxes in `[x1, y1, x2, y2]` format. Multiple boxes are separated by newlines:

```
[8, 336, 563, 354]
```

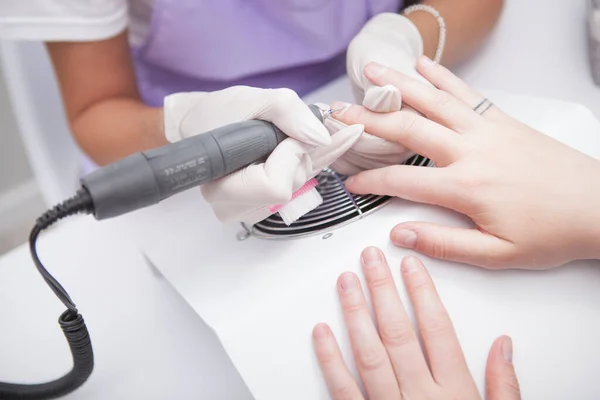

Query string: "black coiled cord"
[0, 188, 95, 399]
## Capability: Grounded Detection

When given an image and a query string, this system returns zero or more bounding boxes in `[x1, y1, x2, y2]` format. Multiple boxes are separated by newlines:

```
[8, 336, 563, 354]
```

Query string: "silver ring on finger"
[473, 98, 494, 115]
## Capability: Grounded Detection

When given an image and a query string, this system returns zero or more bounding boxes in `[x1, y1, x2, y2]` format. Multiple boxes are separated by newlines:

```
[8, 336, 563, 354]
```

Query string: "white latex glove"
[337, 12, 433, 176]
[163, 87, 363, 225]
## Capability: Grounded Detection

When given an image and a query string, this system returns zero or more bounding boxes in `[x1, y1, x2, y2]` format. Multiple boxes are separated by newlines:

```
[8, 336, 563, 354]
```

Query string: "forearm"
[404, 0, 504, 66]
[45, 33, 167, 166]
[72, 99, 166, 165]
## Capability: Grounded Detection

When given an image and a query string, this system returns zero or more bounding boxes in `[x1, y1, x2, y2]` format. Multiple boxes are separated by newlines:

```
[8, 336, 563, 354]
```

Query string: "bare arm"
[46, 32, 167, 166]
[405, 0, 504, 66]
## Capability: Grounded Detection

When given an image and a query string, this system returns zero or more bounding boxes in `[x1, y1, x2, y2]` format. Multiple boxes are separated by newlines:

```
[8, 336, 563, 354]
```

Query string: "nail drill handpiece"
[81, 104, 329, 220]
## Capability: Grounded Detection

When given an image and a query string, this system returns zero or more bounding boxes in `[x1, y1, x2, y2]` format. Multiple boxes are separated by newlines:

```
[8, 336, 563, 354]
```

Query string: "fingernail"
[345, 176, 355, 186]
[420, 55, 436, 67]
[313, 323, 330, 340]
[401, 256, 420, 274]
[330, 101, 351, 115]
[365, 62, 387, 78]
[339, 272, 357, 292]
[391, 229, 417, 248]
[361, 246, 383, 269]
[502, 337, 513, 362]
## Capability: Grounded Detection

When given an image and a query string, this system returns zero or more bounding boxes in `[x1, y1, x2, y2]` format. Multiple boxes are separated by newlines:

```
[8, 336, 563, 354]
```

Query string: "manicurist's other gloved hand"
[334, 59, 600, 270]
[163, 86, 363, 225]
[337, 12, 433, 176]
[347, 12, 427, 113]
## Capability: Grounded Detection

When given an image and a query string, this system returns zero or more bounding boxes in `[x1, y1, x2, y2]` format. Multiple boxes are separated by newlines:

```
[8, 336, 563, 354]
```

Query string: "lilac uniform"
[81, 0, 403, 173]
[130, 0, 403, 106]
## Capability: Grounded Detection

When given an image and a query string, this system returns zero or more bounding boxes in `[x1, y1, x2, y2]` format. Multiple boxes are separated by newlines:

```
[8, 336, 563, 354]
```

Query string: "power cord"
[0, 188, 95, 399]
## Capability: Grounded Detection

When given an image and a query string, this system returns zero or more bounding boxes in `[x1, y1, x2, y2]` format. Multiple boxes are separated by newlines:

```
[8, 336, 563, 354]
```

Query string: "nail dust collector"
[243, 154, 433, 241]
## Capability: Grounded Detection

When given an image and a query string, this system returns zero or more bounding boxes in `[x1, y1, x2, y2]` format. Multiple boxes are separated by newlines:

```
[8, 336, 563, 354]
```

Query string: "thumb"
[389, 223, 516, 269]
[308, 124, 363, 175]
[362, 82, 402, 112]
[486, 336, 521, 400]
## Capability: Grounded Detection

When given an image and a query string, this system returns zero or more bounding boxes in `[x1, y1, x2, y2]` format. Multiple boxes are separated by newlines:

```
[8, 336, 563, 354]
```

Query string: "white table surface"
[1, 0, 600, 398]
[0, 216, 252, 399]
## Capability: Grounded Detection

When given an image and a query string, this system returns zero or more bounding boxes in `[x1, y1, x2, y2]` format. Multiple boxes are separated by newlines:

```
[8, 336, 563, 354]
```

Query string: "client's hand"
[332, 59, 600, 269]
[163, 86, 363, 225]
[313, 248, 521, 399]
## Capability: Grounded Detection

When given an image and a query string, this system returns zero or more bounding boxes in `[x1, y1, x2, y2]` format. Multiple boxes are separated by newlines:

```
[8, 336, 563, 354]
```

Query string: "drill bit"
[319, 105, 347, 120]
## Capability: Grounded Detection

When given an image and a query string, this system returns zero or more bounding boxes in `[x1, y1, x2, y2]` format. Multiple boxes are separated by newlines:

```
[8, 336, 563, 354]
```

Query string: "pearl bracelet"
[403, 4, 446, 63]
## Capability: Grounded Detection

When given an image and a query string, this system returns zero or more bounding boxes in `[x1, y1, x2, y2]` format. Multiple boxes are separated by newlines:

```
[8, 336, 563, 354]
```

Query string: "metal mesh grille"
[245, 154, 434, 240]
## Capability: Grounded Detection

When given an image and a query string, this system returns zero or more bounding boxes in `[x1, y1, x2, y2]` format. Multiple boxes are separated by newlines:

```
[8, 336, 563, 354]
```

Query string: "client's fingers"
[332, 104, 466, 167]
[361, 248, 433, 391]
[486, 336, 522, 400]
[345, 166, 456, 208]
[313, 324, 364, 400]
[390, 222, 516, 269]
[337, 272, 402, 399]
[363, 62, 481, 133]
[416, 56, 506, 122]
[401, 256, 478, 395]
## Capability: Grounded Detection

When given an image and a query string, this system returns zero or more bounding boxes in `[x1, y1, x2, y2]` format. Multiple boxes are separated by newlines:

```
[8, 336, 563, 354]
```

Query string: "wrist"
[154, 108, 168, 146]
[577, 163, 600, 260]
[585, 179, 600, 260]
[163, 93, 183, 142]
[403, 4, 446, 64]
[140, 106, 168, 148]
[404, 12, 437, 60]
[359, 13, 424, 60]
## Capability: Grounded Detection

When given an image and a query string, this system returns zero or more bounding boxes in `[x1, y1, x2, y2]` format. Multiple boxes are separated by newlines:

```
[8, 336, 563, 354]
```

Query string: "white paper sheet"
[128, 77, 600, 399]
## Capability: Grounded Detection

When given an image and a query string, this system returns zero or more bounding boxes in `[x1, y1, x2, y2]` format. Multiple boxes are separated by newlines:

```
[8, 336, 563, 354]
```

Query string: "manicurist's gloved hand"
[163, 86, 363, 225]
[337, 12, 434, 176]
[348, 12, 427, 113]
